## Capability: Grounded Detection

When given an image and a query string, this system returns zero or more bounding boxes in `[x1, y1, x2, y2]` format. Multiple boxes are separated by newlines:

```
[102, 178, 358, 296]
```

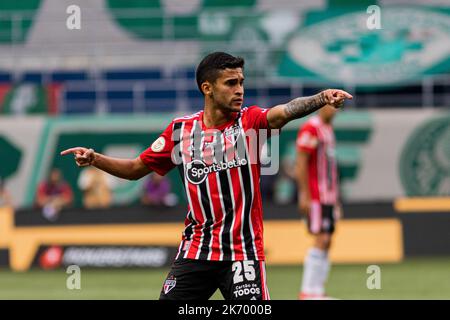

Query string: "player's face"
[49, 169, 61, 184]
[210, 68, 244, 112]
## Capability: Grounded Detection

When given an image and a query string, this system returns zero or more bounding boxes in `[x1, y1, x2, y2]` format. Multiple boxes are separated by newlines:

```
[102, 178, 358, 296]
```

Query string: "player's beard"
[210, 92, 241, 113]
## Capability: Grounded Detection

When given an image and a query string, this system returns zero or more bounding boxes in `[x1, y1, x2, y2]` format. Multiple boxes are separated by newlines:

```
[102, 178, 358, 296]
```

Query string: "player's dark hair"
[196, 52, 244, 95]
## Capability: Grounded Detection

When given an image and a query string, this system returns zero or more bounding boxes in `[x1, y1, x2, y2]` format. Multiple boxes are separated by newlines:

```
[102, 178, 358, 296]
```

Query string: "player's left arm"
[266, 89, 353, 129]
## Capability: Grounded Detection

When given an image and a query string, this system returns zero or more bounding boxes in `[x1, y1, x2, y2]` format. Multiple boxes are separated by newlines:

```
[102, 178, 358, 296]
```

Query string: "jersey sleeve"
[243, 106, 270, 130]
[296, 124, 319, 154]
[139, 122, 176, 176]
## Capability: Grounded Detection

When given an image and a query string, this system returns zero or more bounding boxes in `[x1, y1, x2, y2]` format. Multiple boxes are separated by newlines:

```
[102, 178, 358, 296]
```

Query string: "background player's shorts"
[159, 258, 270, 300]
[307, 200, 336, 235]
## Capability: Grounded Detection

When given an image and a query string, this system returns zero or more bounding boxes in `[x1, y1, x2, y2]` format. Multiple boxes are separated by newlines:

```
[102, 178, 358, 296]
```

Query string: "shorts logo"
[322, 218, 330, 230]
[163, 276, 176, 294]
[233, 284, 261, 298]
[151, 137, 165, 152]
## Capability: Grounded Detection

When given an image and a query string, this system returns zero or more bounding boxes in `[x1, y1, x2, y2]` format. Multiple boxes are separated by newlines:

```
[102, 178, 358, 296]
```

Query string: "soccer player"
[296, 104, 342, 300]
[61, 52, 352, 300]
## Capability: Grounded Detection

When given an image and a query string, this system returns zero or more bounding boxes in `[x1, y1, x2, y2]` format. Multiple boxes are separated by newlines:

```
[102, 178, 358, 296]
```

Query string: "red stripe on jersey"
[317, 140, 326, 202]
[250, 162, 265, 259]
[206, 172, 223, 260]
[201, 131, 223, 260]
[185, 188, 204, 259]
[222, 130, 243, 261]
[229, 167, 244, 260]
[186, 187, 205, 254]
[180, 121, 203, 259]
[259, 261, 270, 300]
[242, 134, 258, 260]
[259, 260, 266, 300]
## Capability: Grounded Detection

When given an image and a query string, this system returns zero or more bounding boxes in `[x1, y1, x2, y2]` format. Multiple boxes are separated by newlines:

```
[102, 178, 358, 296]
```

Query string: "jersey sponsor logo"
[163, 276, 177, 294]
[185, 158, 248, 185]
[233, 283, 261, 298]
[151, 136, 165, 152]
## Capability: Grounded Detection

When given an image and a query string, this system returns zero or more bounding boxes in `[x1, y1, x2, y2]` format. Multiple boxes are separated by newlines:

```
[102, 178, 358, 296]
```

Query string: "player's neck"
[319, 115, 333, 125]
[202, 105, 235, 129]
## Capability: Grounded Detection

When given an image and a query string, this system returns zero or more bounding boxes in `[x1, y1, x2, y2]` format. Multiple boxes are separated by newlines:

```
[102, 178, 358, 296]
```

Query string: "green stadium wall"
[2, 109, 450, 209]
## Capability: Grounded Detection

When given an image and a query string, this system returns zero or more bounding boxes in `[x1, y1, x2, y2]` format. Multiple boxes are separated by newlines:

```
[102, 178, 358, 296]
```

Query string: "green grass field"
[1, 258, 449, 300]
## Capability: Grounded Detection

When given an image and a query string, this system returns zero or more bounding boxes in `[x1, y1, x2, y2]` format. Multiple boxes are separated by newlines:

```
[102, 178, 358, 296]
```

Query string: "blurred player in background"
[296, 104, 343, 300]
[35, 168, 74, 221]
[61, 52, 352, 300]
[141, 172, 178, 207]
[78, 167, 115, 209]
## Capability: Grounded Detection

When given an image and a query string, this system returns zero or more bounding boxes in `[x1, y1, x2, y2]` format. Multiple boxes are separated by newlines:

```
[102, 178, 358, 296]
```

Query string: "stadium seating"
[0, 66, 449, 115]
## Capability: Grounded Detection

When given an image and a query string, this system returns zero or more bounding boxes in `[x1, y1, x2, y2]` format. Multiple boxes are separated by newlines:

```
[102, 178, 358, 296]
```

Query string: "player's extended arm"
[267, 89, 353, 129]
[60, 147, 152, 180]
[297, 150, 311, 216]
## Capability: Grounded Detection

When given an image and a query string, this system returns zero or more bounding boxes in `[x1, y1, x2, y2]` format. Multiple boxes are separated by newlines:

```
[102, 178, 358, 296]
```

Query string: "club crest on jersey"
[163, 276, 176, 294]
[224, 125, 241, 145]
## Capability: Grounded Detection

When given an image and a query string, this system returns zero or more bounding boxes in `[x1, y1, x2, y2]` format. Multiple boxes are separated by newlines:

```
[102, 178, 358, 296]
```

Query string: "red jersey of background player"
[296, 115, 338, 205]
[140, 106, 270, 261]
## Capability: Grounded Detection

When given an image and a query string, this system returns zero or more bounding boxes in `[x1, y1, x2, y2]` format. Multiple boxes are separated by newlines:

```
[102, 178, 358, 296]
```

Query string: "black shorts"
[159, 258, 270, 300]
[306, 201, 336, 235]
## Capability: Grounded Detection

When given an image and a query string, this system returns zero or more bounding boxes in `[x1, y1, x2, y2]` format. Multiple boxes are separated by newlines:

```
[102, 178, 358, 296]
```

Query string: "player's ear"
[201, 81, 212, 96]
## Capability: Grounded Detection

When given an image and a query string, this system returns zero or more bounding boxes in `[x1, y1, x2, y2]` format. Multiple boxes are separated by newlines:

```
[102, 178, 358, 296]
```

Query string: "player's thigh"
[314, 232, 333, 250]
[159, 258, 218, 300]
[307, 201, 335, 235]
[219, 260, 270, 300]
[321, 204, 336, 234]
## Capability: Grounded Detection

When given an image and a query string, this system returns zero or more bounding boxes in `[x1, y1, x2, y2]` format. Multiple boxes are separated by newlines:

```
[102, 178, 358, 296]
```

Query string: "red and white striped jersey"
[140, 106, 270, 261]
[296, 116, 338, 205]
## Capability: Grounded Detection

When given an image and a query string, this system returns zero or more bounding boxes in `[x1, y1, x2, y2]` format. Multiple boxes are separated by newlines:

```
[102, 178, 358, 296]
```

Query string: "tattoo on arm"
[284, 92, 326, 120]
